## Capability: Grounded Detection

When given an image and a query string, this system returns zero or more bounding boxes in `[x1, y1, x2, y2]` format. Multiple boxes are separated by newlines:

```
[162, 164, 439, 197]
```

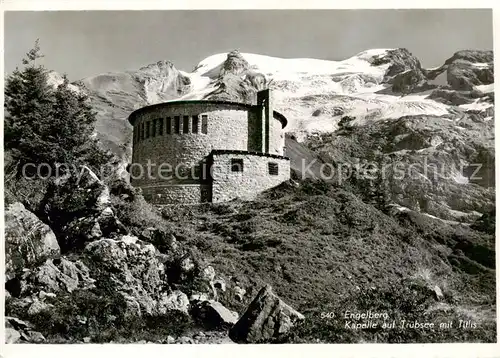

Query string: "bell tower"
[256, 89, 272, 154]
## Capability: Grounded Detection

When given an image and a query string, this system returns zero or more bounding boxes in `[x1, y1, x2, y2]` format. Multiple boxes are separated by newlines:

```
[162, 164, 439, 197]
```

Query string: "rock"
[84, 236, 169, 316]
[83, 336, 91, 343]
[5, 316, 46, 343]
[120, 293, 143, 317]
[190, 293, 209, 302]
[140, 229, 179, 254]
[391, 69, 429, 94]
[5, 328, 21, 343]
[5, 202, 60, 281]
[76, 315, 88, 324]
[229, 285, 305, 343]
[21, 330, 46, 343]
[233, 286, 246, 302]
[38, 290, 57, 300]
[27, 299, 53, 316]
[178, 336, 193, 344]
[96, 185, 111, 212]
[166, 335, 176, 344]
[96, 207, 127, 237]
[24, 257, 95, 295]
[192, 300, 238, 329]
[6, 316, 32, 331]
[213, 278, 226, 292]
[180, 256, 195, 274]
[434, 285, 444, 301]
[157, 290, 190, 315]
[208, 50, 266, 103]
[448, 60, 493, 91]
[372, 48, 427, 84]
[445, 50, 494, 91]
[202, 266, 216, 282]
[90, 221, 103, 239]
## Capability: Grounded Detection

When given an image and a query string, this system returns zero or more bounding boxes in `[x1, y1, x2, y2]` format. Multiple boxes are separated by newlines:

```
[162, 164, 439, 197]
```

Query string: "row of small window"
[135, 115, 208, 143]
[231, 159, 279, 176]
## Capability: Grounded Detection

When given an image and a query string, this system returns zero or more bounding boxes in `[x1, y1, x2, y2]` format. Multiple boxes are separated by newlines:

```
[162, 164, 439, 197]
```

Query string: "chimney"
[256, 89, 272, 153]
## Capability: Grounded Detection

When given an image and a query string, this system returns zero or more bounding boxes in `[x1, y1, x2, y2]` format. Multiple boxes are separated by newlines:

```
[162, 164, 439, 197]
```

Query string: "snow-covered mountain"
[68, 48, 494, 222]
[74, 48, 493, 158]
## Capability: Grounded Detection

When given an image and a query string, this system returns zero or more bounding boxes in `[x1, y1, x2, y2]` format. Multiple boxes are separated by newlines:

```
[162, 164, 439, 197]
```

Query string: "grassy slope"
[162, 180, 496, 343]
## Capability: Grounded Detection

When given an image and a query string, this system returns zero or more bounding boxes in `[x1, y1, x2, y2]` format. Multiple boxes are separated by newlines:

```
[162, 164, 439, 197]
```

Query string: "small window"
[140, 123, 145, 140]
[183, 116, 189, 133]
[158, 118, 163, 135]
[201, 115, 208, 134]
[192, 115, 199, 133]
[231, 158, 244, 172]
[174, 116, 180, 134]
[166, 117, 172, 134]
[151, 119, 156, 137]
[146, 121, 151, 138]
[268, 162, 279, 175]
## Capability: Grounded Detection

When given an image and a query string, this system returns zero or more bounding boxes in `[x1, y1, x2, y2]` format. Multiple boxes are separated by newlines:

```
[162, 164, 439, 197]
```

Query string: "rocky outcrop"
[192, 300, 239, 329]
[83, 235, 167, 315]
[41, 165, 126, 251]
[5, 202, 60, 281]
[375, 48, 494, 93]
[372, 48, 427, 86]
[15, 257, 95, 297]
[391, 69, 430, 94]
[447, 59, 493, 91]
[229, 285, 304, 343]
[157, 290, 190, 315]
[427, 88, 478, 106]
[5, 316, 46, 343]
[426, 50, 493, 91]
[206, 50, 268, 103]
[135, 60, 192, 102]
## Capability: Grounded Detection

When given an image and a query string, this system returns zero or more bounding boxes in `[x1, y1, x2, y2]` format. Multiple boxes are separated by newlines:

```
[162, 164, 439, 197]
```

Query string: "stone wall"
[131, 102, 250, 187]
[140, 184, 210, 205]
[211, 151, 290, 203]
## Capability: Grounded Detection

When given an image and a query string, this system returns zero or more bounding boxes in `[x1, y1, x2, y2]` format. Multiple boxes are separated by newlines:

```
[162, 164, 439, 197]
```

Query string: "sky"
[4, 9, 493, 81]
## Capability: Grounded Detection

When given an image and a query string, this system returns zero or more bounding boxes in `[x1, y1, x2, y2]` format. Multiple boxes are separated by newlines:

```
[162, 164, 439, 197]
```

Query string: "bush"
[6, 289, 195, 343]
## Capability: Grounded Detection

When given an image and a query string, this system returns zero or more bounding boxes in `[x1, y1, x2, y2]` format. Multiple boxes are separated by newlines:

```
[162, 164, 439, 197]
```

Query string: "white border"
[0, 1, 498, 358]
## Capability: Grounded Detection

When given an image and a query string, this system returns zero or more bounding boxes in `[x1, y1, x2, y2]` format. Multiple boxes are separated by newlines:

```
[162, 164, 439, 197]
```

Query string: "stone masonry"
[128, 89, 290, 204]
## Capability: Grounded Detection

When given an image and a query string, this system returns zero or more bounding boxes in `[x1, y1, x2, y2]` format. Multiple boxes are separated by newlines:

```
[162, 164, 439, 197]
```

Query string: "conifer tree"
[4, 40, 111, 177]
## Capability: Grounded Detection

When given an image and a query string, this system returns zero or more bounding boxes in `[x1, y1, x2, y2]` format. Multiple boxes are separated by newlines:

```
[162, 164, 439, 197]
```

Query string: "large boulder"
[372, 48, 427, 84]
[5, 202, 60, 281]
[5, 316, 46, 343]
[157, 290, 190, 315]
[17, 257, 95, 297]
[192, 300, 238, 329]
[41, 165, 126, 251]
[391, 69, 429, 94]
[229, 285, 305, 343]
[83, 235, 168, 315]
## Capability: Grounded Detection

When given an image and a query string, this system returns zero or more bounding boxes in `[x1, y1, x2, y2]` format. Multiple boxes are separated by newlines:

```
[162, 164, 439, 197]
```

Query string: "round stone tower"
[128, 89, 290, 204]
